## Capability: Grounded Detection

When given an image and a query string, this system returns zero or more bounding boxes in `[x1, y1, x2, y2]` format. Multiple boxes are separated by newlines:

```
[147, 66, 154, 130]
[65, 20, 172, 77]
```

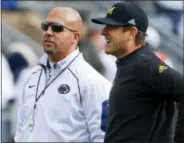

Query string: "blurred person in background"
[14, 7, 111, 142]
[6, 42, 39, 141]
[146, 26, 174, 68]
[2, 0, 19, 10]
[7, 42, 38, 83]
[2, 53, 15, 142]
[6, 42, 39, 105]
[154, 0, 183, 35]
[92, 1, 184, 143]
[178, 15, 183, 39]
[87, 17, 117, 81]
[78, 10, 105, 74]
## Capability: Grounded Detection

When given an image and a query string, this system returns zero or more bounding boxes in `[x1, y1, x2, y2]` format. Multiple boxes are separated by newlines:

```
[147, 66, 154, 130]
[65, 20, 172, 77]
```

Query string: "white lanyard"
[28, 53, 81, 130]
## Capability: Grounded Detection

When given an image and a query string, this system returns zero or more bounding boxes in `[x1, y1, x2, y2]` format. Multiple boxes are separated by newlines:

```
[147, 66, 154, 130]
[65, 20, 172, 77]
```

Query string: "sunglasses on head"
[41, 22, 76, 33]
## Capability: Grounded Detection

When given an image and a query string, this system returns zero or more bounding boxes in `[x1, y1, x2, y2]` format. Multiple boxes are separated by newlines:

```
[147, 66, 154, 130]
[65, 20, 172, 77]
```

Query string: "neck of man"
[48, 46, 76, 62]
[117, 44, 142, 59]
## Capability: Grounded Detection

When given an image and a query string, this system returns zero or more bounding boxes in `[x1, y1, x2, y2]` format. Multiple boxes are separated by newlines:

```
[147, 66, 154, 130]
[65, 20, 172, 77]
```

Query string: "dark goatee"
[44, 49, 55, 55]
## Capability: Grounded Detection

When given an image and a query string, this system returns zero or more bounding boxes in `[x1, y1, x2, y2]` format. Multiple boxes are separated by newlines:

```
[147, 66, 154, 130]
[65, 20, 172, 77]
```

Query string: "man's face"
[101, 25, 131, 57]
[42, 13, 75, 56]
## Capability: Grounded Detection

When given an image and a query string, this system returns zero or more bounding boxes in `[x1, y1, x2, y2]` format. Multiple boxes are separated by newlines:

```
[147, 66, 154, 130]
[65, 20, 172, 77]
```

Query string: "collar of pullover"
[38, 48, 80, 70]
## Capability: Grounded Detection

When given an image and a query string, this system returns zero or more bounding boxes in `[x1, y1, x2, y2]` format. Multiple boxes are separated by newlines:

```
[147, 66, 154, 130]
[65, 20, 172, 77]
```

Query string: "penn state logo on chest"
[58, 84, 70, 94]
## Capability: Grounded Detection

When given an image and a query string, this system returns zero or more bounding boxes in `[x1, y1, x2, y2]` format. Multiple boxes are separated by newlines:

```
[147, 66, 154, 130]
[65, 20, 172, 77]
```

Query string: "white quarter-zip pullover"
[14, 49, 111, 142]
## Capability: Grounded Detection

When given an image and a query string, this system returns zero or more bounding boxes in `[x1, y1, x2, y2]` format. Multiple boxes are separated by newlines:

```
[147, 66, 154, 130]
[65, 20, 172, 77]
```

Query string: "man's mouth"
[105, 37, 111, 44]
[44, 40, 54, 44]
[107, 40, 111, 44]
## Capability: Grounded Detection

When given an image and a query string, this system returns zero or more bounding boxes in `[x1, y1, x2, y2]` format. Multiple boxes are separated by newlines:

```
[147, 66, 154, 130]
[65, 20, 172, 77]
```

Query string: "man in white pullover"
[14, 7, 111, 142]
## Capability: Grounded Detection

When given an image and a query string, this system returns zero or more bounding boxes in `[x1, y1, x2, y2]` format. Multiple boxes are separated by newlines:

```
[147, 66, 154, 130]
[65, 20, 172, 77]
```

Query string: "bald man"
[14, 7, 111, 142]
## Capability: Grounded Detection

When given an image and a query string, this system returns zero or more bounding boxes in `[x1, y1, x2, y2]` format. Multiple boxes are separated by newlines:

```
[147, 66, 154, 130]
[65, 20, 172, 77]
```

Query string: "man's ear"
[72, 32, 81, 44]
[130, 27, 138, 40]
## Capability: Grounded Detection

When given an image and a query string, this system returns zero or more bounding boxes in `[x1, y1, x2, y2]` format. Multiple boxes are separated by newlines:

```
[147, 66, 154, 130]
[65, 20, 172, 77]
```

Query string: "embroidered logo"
[58, 84, 70, 94]
[127, 19, 135, 25]
[29, 85, 36, 88]
[159, 65, 168, 73]
[107, 7, 116, 14]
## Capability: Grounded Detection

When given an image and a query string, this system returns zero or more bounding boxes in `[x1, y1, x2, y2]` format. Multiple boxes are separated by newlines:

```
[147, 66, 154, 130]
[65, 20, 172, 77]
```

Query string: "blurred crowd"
[1, 0, 183, 142]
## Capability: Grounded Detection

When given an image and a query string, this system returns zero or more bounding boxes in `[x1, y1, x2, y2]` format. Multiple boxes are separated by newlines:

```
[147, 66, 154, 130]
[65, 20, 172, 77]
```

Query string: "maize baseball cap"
[91, 1, 148, 32]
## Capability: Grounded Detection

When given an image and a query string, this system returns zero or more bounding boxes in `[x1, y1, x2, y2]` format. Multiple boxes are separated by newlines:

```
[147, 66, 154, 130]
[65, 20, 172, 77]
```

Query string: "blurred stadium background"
[1, 0, 183, 142]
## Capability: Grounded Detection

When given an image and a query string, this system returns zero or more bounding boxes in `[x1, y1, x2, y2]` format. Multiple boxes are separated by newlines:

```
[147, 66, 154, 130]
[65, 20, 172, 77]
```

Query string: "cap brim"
[91, 17, 124, 25]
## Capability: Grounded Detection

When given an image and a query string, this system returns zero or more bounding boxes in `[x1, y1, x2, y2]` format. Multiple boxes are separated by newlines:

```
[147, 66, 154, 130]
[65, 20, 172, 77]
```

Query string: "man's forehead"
[47, 8, 69, 22]
[46, 14, 66, 25]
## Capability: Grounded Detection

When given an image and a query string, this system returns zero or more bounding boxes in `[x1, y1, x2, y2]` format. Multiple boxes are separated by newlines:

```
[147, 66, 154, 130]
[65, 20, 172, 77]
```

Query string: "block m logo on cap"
[107, 7, 116, 14]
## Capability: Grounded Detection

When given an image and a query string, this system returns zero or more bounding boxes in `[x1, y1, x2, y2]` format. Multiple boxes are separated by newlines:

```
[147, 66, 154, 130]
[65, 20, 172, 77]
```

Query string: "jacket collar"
[38, 48, 80, 69]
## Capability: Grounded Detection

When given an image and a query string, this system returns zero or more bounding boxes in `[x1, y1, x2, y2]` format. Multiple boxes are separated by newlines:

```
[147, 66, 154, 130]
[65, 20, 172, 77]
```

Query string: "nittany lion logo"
[58, 84, 70, 94]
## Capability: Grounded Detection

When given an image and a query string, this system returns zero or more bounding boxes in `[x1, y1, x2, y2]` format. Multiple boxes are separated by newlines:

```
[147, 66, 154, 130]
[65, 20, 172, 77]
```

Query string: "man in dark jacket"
[91, 1, 184, 143]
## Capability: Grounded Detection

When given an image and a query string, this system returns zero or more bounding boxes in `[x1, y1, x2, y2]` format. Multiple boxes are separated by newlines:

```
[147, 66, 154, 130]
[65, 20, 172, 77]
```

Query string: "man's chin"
[44, 48, 55, 55]
[105, 49, 114, 56]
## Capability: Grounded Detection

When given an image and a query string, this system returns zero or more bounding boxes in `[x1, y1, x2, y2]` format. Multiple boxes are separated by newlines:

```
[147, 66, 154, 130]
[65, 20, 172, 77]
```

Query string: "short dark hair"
[123, 27, 147, 46]
[135, 30, 147, 46]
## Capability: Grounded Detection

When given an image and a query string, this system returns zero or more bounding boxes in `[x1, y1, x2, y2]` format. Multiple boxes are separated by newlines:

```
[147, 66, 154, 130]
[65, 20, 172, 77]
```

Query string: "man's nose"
[101, 27, 108, 36]
[45, 26, 53, 35]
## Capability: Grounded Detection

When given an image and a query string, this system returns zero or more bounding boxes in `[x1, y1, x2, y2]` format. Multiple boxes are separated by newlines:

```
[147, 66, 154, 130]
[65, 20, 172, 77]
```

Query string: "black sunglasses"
[41, 22, 76, 33]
